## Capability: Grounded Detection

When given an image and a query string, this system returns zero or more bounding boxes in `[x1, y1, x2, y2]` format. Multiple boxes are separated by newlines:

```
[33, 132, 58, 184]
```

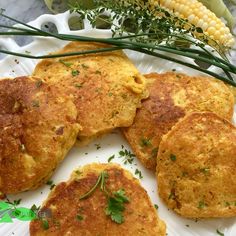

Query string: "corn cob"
[149, 0, 235, 48]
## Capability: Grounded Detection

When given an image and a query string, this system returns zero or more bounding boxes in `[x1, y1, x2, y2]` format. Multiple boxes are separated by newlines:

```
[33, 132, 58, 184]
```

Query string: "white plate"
[0, 11, 235, 236]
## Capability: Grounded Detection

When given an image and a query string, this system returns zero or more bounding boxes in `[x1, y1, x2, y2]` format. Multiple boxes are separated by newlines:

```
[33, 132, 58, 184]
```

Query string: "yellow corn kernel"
[149, 0, 235, 48]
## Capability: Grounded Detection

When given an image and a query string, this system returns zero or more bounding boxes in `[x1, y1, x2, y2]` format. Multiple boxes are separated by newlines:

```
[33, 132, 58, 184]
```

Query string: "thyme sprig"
[69, 0, 227, 55]
[0, 9, 235, 86]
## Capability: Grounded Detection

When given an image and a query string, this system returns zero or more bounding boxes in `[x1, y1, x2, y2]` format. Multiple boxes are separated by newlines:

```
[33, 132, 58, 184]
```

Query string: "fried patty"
[157, 112, 236, 218]
[30, 163, 166, 236]
[123, 72, 234, 170]
[33, 42, 148, 146]
[0, 76, 81, 194]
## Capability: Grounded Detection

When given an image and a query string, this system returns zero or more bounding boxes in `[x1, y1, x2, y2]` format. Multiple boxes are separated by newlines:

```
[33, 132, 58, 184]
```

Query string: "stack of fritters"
[0, 43, 148, 195]
[123, 72, 234, 171]
[0, 41, 235, 231]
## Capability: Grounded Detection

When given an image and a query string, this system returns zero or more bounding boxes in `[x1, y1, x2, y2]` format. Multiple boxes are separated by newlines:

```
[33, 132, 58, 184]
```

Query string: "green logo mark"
[0, 201, 38, 222]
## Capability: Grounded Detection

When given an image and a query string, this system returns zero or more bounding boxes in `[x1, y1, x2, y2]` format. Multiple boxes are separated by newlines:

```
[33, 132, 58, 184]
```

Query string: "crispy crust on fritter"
[30, 163, 166, 236]
[123, 72, 234, 171]
[157, 112, 236, 218]
[0, 76, 81, 194]
[33, 42, 149, 146]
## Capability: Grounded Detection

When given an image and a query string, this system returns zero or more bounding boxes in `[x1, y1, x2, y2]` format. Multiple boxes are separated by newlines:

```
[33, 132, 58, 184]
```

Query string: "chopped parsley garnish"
[79, 172, 129, 224]
[108, 154, 115, 163]
[151, 147, 158, 158]
[140, 137, 152, 147]
[35, 80, 43, 88]
[42, 219, 49, 230]
[46, 180, 55, 190]
[72, 70, 80, 76]
[95, 70, 101, 74]
[95, 144, 101, 150]
[50, 184, 56, 190]
[154, 204, 159, 210]
[32, 100, 40, 107]
[198, 201, 205, 209]
[105, 189, 129, 224]
[168, 193, 175, 200]
[135, 169, 143, 179]
[46, 180, 53, 185]
[224, 201, 230, 207]
[59, 59, 72, 67]
[81, 64, 89, 69]
[74, 83, 83, 88]
[76, 214, 84, 221]
[108, 92, 113, 97]
[200, 167, 210, 174]
[216, 229, 224, 236]
[170, 154, 176, 162]
[118, 146, 135, 164]
[95, 87, 104, 94]
[75, 170, 82, 176]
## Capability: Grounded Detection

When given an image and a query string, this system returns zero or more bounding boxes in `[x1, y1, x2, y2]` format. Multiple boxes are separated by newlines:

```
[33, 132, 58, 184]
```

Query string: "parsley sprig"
[105, 189, 129, 224]
[79, 171, 130, 224]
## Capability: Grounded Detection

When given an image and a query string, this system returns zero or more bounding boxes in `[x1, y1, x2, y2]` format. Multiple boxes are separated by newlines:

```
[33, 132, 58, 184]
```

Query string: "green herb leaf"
[74, 83, 83, 88]
[135, 169, 143, 179]
[108, 154, 115, 162]
[50, 184, 56, 190]
[118, 146, 135, 164]
[72, 69, 80, 76]
[200, 167, 210, 174]
[42, 219, 49, 230]
[216, 229, 224, 236]
[79, 172, 103, 200]
[35, 80, 43, 88]
[113, 189, 130, 203]
[95, 144, 101, 150]
[76, 214, 84, 221]
[75, 170, 82, 176]
[81, 63, 89, 69]
[105, 189, 129, 224]
[198, 200, 206, 209]
[154, 204, 159, 210]
[46, 180, 53, 185]
[140, 137, 152, 147]
[151, 147, 158, 158]
[170, 154, 176, 162]
[32, 100, 40, 108]
[59, 59, 72, 67]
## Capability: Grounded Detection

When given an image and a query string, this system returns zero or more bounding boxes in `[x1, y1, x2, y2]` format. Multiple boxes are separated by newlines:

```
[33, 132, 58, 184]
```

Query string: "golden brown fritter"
[157, 112, 236, 218]
[123, 72, 234, 171]
[0, 76, 81, 194]
[33, 42, 148, 146]
[30, 163, 166, 236]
